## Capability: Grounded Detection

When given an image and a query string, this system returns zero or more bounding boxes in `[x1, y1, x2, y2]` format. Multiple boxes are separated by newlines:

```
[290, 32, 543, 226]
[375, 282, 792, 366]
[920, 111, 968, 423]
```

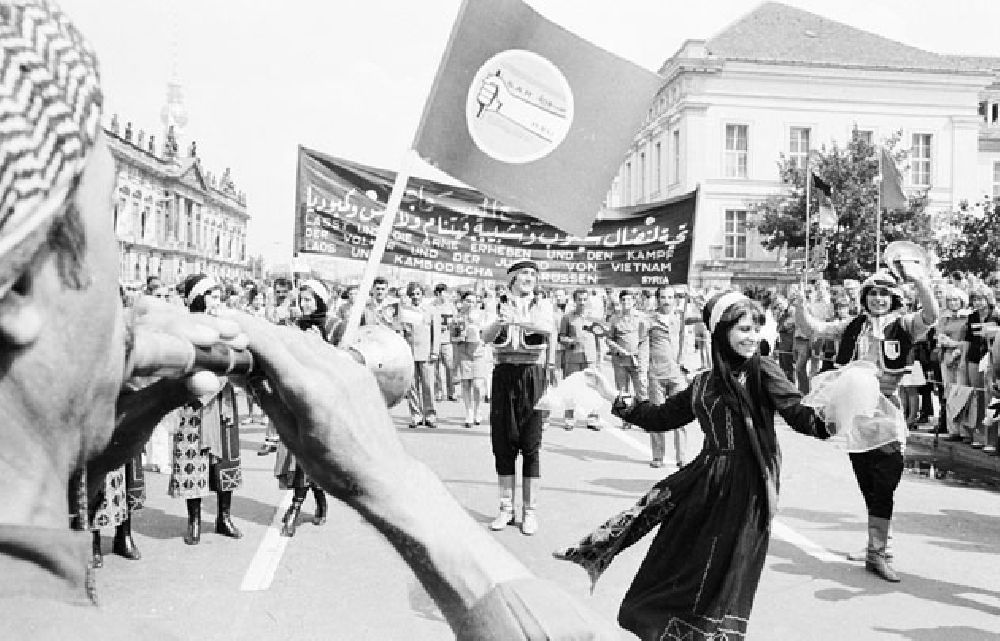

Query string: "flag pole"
[804, 162, 811, 286]
[340, 149, 415, 346]
[876, 149, 883, 271]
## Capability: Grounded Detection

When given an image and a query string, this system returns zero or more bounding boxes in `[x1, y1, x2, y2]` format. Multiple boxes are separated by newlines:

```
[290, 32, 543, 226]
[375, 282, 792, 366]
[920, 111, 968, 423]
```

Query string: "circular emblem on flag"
[466, 49, 574, 164]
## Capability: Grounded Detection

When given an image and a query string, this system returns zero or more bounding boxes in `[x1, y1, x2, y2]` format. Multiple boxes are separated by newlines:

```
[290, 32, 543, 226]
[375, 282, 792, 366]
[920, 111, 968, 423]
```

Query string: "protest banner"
[295, 146, 695, 287]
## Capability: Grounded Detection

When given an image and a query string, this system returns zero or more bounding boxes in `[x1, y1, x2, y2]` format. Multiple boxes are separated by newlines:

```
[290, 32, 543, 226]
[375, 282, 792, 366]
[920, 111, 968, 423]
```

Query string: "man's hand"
[583, 367, 618, 402]
[224, 311, 409, 505]
[92, 297, 248, 478]
[896, 259, 928, 284]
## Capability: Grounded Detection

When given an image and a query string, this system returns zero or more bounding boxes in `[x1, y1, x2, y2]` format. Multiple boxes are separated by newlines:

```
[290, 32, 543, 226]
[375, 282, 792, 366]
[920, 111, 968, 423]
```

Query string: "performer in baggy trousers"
[796, 266, 938, 582]
[482, 261, 553, 536]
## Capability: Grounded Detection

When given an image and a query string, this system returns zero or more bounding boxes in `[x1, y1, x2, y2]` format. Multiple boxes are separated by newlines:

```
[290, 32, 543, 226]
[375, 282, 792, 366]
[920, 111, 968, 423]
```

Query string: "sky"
[56, 0, 1000, 265]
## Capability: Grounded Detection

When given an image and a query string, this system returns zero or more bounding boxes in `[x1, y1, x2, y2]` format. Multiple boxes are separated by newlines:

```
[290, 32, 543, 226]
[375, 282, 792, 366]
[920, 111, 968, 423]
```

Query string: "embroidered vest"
[834, 313, 912, 373]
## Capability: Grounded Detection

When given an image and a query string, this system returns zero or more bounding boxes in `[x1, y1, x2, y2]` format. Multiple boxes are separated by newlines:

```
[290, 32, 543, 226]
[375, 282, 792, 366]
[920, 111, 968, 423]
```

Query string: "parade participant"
[795, 266, 938, 582]
[87, 455, 144, 567]
[296, 279, 331, 341]
[555, 292, 831, 640]
[963, 283, 999, 448]
[452, 289, 489, 428]
[557, 289, 603, 430]
[482, 261, 553, 535]
[361, 275, 401, 331]
[646, 286, 688, 468]
[607, 289, 649, 429]
[400, 281, 441, 428]
[168, 274, 244, 545]
[937, 286, 970, 440]
[790, 283, 814, 394]
[274, 282, 331, 536]
[430, 283, 458, 402]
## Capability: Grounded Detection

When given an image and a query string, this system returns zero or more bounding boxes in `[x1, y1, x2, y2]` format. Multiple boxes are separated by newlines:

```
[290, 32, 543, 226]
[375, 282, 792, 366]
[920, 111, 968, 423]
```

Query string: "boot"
[865, 516, 900, 582]
[312, 486, 328, 526]
[215, 491, 243, 539]
[848, 521, 894, 561]
[489, 475, 516, 531]
[91, 531, 103, 568]
[521, 477, 539, 536]
[112, 516, 141, 560]
[282, 489, 306, 537]
[183, 498, 201, 545]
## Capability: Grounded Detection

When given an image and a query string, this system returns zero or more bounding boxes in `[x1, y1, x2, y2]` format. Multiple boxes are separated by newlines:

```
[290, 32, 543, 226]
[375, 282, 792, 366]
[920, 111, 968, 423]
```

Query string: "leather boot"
[489, 475, 516, 531]
[865, 516, 900, 582]
[282, 489, 306, 537]
[215, 491, 243, 539]
[112, 516, 141, 560]
[521, 477, 539, 536]
[91, 531, 103, 568]
[312, 486, 328, 526]
[183, 498, 201, 546]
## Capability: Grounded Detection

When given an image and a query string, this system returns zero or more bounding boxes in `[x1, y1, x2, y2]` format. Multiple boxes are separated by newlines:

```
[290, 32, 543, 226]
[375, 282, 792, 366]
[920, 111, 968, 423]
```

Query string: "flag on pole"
[412, 0, 663, 238]
[880, 147, 907, 211]
[811, 172, 837, 230]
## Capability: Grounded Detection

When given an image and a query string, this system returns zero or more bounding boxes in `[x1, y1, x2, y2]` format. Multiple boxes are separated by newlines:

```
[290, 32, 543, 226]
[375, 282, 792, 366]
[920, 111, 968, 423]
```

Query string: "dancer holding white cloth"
[795, 263, 938, 582]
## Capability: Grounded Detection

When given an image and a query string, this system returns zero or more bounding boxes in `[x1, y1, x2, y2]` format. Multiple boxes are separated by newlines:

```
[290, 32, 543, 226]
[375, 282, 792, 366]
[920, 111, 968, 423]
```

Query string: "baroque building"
[106, 106, 251, 287]
[609, 2, 1000, 289]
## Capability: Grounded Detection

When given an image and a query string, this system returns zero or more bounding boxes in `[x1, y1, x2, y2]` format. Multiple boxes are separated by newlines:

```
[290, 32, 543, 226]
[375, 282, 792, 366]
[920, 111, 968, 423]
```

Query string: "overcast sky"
[56, 0, 1000, 263]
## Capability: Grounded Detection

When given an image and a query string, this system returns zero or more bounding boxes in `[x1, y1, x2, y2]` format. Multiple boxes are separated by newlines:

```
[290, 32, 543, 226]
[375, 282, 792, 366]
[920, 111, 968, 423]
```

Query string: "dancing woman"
[555, 292, 831, 641]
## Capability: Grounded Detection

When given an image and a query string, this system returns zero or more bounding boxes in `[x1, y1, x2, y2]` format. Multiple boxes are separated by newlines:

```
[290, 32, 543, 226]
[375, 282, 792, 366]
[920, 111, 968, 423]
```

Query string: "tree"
[934, 197, 1000, 278]
[750, 130, 934, 282]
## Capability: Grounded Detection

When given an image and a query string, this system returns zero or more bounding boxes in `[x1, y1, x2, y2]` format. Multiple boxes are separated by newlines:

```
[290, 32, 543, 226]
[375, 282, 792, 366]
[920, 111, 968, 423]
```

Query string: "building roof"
[705, 2, 978, 73]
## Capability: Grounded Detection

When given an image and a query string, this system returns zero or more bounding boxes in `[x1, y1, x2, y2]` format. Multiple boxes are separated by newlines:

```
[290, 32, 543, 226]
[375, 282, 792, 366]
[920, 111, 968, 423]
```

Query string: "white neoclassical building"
[608, 1, 1000, 288]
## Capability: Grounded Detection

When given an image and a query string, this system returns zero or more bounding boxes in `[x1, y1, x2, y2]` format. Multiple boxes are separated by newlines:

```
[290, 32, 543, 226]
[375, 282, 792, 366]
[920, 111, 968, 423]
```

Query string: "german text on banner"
[411, 0, 663, 238]
[294, 147, 694, 287]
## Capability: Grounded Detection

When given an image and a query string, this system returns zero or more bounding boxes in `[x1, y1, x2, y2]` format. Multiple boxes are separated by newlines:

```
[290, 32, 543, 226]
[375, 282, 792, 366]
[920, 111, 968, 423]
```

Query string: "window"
[789, 127, 810, 172]
[724, 209, 748, 259]
[672, 129, 680, 184]
[624, 161, 632, 205]
[639, 151, 646, 202]
[654, 141, 662, 193]
[911, 133, 932, 186]
[724, 124, 748, 178]
[853, 129, 873, 145]
[994, 161, 1000, 199]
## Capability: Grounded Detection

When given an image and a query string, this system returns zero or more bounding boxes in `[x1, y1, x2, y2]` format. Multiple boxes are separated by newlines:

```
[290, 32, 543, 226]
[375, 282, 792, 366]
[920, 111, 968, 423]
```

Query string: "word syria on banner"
[293, 147, 695, 287]
[411, 0, 663, 238]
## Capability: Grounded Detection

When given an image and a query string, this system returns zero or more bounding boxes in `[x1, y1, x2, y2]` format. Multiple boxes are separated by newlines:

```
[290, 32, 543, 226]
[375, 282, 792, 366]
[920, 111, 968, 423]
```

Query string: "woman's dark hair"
[300, 285, 328, 316]
[709, 297, 767, 432]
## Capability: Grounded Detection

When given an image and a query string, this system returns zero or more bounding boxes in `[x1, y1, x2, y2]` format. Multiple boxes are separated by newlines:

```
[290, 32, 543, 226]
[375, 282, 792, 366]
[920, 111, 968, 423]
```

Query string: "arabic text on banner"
[294, 147, 695, 288]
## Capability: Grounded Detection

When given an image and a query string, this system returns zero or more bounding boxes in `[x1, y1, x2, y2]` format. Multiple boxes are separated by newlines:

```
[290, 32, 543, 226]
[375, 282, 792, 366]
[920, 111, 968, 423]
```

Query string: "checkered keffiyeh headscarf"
[0, 0, 102, 294]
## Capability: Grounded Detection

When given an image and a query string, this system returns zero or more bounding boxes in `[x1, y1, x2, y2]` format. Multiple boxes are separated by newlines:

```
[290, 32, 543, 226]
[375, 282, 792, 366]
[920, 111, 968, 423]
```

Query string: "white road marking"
[607, 426, 849, 565]
[240, 490, 293, 591]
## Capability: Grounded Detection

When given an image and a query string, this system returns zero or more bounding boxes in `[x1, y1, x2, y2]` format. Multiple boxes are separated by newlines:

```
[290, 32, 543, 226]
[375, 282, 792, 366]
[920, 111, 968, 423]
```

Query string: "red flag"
[412, 0, 663, 237]
[880, 147, 907, 211]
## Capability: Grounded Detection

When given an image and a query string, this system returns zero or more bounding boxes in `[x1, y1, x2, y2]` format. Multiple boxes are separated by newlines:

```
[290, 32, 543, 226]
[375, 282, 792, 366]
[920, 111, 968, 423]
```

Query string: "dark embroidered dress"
[558, 357, 829, 641]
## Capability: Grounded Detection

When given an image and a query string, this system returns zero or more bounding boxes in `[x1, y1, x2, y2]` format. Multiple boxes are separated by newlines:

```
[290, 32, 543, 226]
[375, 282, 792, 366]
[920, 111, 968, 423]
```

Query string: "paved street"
[96, 390, 1000, 640]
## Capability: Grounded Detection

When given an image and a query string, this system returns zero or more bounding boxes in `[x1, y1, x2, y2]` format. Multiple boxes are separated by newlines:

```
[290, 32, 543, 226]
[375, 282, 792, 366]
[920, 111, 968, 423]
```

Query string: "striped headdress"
[0, 0, 102, 294]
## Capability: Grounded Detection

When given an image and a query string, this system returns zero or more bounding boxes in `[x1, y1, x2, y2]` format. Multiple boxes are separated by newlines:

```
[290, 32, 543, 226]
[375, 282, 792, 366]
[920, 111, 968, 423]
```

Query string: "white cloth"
[802, 361, 908, 453]
[535, 371, 612, 423]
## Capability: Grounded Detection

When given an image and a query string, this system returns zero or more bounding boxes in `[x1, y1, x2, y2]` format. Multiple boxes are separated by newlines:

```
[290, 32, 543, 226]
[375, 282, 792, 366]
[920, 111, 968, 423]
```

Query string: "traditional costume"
[168, 274, 243, 545]
[556, 293, 830, 640]
[485, 261, 553, 535]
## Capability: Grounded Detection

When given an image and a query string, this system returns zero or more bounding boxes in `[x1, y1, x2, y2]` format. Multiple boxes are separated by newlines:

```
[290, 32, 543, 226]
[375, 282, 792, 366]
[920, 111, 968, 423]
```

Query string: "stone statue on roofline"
[110, 113, 120, 135]
[164, 125, 179, 161]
